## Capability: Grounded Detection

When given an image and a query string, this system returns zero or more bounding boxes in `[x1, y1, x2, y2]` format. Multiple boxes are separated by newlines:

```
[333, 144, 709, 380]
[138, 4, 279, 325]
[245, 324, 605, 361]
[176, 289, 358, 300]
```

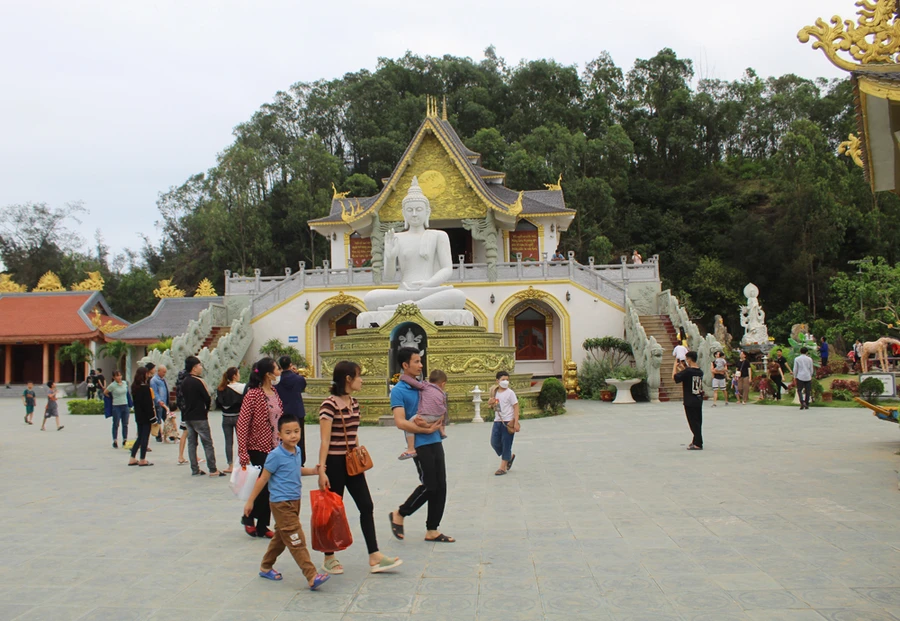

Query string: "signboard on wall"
[288, 336, 298, 343]
[859, 372, 897, 398]
[509, 230, 540, 261]
[349, 236, 372, 267]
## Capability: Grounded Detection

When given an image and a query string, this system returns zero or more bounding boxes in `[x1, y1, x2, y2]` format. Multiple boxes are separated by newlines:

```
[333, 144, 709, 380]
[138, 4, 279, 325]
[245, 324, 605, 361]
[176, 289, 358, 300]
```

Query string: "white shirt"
[672, 345, 688, 361]
[494, 388, 519, 422]
[794, 354, 814, 382]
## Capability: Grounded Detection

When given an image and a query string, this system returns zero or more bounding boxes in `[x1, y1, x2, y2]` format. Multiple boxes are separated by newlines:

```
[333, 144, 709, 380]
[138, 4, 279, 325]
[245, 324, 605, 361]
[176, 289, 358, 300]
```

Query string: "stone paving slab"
[4, 398, 900, 619]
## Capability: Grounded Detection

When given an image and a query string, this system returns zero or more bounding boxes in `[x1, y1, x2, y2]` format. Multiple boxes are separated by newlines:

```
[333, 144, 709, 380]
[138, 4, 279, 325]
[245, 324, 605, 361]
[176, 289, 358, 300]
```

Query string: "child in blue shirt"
[244, 415, 329, 590]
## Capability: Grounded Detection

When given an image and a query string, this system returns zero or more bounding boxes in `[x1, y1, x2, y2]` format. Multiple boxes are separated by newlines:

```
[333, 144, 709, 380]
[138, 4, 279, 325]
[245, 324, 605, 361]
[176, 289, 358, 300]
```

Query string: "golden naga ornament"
[0, 273, 27, 292]
[544, 173, 563, 191]
[153, 279, 186, 298]
[71, 271, 104, 291]
[194, 278, 217, 297]
[509, 191, 524, 217]
[34, 271, 65, 292]
[340, 198, 366, 224]
[838, 134, 865, 167]
[332, 182, 350, 200]
[90, 308, 124, 333]
[798, 0, 900, 71]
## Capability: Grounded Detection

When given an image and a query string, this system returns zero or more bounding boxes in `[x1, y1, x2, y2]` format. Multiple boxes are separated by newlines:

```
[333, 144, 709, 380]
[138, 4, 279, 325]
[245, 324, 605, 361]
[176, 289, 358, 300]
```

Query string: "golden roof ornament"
[33, 271, 65, 292]
[544, 173, 563, 191]
[0, 274, 27, 293]
[340, 198, 366, 224]
[71, 271, 104, 291]
[798, 0, 900, 71]
[838, 134, 865, 167]
[153, 279, 186, 298]
[509, 191, 524, 217]
[332, 182, 350, 200]
[194, 278, 217, 297]
[91, 308, 123, 333]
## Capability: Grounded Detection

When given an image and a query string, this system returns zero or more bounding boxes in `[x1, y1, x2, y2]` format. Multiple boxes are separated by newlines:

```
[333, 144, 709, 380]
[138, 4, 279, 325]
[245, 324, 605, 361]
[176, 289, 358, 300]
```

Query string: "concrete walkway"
[3, 398, 900, 620]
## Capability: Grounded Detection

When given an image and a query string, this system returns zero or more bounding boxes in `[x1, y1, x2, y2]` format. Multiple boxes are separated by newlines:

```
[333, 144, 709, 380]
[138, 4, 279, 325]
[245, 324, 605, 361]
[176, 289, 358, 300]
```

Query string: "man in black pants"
[674, 351, 705, 451]
[389, 348, 455, 543]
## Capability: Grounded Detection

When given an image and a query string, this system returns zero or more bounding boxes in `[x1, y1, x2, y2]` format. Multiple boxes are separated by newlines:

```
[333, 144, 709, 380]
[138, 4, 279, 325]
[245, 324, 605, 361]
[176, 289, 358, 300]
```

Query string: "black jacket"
[216, 385, 245, 414]
[181, 375, 211, 421]
[132, 384, 156, 424]
[275, 370, 307, 419]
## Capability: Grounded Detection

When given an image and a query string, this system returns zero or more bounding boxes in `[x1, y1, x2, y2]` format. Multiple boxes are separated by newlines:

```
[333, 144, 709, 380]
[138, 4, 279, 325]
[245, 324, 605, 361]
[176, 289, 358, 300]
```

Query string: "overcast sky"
[0, 0, 851, 267]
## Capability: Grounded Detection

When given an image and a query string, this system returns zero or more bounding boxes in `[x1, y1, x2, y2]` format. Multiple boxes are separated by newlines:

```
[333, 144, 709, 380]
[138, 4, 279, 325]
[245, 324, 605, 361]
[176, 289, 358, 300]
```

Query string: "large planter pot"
[599, 390, 614, 402]
[822, 391, 833, 403]
[606, 378, 641, 404]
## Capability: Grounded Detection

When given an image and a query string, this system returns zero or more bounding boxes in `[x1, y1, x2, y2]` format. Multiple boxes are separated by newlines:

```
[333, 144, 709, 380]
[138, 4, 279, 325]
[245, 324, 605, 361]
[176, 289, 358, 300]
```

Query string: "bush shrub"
[67, 399, 104, 415]
[860, 377, 886, 402]
[583, 336, 632, 366]
[538, 378, 567, 414]
[577, 359, 613, 400]
[831, 379, 859, 394]
[258, 338, 308, 368]
[148, 338, 173, 353]
[832, 389, 855, 402]
[811, 379, 824, 403]
[815, 365, 832, 380]
[757, 377, 773, 400]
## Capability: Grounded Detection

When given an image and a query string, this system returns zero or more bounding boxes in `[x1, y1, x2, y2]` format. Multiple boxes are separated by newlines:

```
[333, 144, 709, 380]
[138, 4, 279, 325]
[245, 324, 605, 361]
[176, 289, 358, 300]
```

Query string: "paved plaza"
[4, 398, 900, 620]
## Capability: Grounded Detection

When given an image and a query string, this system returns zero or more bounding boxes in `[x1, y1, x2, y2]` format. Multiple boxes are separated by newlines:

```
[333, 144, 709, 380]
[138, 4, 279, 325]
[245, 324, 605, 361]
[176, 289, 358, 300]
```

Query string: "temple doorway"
[445, 229, 473, 264]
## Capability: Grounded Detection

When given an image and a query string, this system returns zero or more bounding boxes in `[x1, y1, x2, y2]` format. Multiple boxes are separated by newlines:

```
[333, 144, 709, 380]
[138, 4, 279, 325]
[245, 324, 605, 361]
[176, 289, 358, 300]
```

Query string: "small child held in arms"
[41, 381, 64, 431]
[23, 381, 36, 425]
[244, 414, 329, 591]
[398, 369, 449, 460]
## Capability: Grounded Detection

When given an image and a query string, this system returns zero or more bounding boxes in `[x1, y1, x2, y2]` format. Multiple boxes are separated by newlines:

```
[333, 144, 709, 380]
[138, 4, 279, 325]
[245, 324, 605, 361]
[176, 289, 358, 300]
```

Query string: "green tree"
[98, 340, 131, 375]
[58, 342, 93, 384]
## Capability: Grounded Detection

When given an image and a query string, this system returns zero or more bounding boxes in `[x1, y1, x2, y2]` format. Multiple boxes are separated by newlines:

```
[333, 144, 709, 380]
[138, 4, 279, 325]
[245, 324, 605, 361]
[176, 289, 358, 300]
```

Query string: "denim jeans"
[222, 415, 238, 466]
[111, 405, 130, 442]
[185, 419, 217, 474]
[490, 421, 515, 462]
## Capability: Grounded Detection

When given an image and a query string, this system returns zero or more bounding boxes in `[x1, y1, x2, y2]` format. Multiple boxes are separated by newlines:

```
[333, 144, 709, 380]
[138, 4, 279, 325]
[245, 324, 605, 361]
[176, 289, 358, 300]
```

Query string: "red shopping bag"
[310, 489, 353, 552]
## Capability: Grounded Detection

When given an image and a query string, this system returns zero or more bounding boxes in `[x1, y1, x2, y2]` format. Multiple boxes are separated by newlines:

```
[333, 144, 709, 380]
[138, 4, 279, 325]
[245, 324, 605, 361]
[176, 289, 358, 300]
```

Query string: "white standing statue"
[358, 177, 473, 327]
[739, 283, 769, 346]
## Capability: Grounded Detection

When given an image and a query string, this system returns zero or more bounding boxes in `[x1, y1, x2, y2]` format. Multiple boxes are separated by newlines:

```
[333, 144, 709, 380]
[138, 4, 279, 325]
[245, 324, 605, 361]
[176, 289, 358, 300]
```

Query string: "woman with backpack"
[216, 367, 246, 474]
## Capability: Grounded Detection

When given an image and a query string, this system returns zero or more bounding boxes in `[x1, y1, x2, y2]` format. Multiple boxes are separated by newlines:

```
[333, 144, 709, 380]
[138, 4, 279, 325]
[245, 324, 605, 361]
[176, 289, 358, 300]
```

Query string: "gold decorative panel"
[379, 135, 487, 223]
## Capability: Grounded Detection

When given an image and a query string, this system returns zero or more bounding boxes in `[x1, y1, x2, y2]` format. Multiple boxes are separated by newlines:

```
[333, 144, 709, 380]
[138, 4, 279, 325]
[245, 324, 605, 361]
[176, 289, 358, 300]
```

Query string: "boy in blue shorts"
[23, 382, 35, 425]
[244, 414, 329, 590]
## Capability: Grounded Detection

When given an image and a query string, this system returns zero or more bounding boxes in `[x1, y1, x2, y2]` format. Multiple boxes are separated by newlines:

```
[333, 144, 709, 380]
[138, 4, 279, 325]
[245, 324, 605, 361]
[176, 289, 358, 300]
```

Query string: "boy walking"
[673, 352, 703, 450]
[244, 414, 329, 590]
[23, 382, 36, 424]
[488, 371, 520, 475]
[41, 381, 64, 431]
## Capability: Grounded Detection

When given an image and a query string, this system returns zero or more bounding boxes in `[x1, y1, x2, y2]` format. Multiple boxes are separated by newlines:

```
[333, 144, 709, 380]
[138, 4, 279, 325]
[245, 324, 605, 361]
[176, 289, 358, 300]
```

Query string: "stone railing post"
[298, 262, 306, 290]
[348, 259, 354, 284]
[541, 253, 548, 278]
[567, 251, 576, 278]
[224, 270, 231, 295]
[458, 255, 466, 282]
[323, 260, 330, 286]
[515, 253, 523, 279]
[254, 269, 261, 294]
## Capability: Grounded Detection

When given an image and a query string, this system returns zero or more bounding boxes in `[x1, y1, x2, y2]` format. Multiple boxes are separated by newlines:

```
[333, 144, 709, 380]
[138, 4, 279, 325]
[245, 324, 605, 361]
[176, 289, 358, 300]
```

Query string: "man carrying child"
[398, 369, 449, 460]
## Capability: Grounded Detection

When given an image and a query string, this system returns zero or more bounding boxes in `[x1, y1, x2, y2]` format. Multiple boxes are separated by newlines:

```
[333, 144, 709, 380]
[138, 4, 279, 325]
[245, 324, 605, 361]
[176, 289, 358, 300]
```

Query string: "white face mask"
[271, 375, 281, 386]
[499, 380, 510, 389]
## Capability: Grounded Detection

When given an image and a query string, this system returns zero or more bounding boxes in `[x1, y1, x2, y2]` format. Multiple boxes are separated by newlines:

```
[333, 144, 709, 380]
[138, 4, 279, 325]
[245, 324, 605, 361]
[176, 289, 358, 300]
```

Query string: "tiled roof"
[310, 117, 571, 225]
[114, 297, 223, 343]
[0, 291, 128, 343]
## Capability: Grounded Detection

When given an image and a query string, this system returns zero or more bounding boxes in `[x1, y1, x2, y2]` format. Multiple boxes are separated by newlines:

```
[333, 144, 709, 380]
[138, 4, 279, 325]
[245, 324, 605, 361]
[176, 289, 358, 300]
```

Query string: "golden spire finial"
[799, 0, 900, 71]
[34, 271, 64, 292]
[441, 96, 448, 121]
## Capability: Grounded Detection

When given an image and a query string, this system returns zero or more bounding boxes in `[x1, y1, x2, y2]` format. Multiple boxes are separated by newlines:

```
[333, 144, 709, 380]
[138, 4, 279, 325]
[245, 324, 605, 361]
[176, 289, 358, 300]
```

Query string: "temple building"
[230, 98, 664, 380]
[0, 291, 128, 386]
[800, 0, 900, 193]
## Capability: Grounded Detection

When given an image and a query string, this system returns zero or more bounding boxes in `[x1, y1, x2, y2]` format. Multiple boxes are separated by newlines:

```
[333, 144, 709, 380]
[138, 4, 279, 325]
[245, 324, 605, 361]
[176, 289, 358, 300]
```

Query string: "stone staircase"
[201, 327, 231, 351]
[639, 315, 681, 402]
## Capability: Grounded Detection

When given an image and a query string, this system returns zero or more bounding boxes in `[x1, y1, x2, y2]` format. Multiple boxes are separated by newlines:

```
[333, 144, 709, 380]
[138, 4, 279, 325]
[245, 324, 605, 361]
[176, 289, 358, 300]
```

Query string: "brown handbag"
[335, 397, 373, 476]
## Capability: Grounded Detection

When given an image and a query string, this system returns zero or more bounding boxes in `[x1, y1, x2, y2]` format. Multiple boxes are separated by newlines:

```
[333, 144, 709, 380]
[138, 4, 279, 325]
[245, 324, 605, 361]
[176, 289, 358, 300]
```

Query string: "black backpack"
[174, 370, 188, 413]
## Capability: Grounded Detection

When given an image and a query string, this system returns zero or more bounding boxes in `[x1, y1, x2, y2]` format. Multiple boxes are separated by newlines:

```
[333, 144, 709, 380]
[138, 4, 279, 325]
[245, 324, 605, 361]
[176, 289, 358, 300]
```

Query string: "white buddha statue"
[357, 177, 472, 328]
[363, 177, 467, 311]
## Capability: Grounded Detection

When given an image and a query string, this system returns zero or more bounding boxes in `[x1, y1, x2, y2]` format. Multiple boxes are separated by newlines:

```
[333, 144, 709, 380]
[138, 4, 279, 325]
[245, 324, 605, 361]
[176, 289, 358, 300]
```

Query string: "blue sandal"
[259, 569, 283, 581]
[310, 573, 330, 590]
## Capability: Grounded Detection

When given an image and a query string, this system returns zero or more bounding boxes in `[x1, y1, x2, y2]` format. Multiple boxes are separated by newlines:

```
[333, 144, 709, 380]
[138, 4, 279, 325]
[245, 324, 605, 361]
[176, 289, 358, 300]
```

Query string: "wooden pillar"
[4, 345, 11, 385]
[53, 345, 61, 383]
[42, 343, 49, 384]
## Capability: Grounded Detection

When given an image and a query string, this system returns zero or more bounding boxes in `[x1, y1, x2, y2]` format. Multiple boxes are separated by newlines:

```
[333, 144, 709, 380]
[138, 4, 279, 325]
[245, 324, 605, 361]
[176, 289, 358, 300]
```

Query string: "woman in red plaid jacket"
[236, 357, 284, 538]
